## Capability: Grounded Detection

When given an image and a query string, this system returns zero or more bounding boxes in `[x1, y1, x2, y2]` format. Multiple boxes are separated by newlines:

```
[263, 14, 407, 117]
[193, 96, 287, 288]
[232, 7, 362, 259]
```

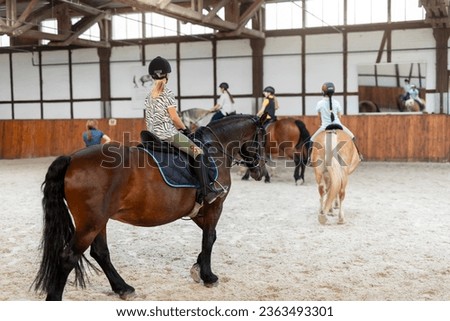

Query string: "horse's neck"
[206, 118, 252, 160]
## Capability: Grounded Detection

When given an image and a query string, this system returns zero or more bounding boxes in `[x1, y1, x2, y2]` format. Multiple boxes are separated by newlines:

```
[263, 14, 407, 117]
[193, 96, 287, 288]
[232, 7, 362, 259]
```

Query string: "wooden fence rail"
[0, 115, 448, 161]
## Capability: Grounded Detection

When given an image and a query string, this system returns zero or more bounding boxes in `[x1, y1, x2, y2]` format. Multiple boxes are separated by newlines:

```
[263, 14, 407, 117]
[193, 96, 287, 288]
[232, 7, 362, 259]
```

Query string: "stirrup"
[184, 202, 203, 218]
[204, 183, 228, 204]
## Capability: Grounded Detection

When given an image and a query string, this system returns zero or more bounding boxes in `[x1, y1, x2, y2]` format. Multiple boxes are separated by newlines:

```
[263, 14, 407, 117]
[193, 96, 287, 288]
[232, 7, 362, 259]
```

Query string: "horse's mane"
[198, 114, 256, 139]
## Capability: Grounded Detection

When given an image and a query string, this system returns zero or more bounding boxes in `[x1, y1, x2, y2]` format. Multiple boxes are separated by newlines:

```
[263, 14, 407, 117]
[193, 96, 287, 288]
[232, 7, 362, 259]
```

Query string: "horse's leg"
[90, 228, 135, 299]
[318, 185, 328, 224]
[338, 177, 348, 224]
[47, 231, 97, 300]
[191, 208, 221, 287]
[241, 168, 250, 180]
[293, 155, 301, 185]
[293, 154, 306, 185]
[316, 174, 327, 225]
[264, 168, 271, 183]
[46, 247, 83, 301]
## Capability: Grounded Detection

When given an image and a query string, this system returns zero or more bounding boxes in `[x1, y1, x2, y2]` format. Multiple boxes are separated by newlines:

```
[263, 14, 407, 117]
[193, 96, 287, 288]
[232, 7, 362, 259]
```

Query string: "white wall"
[0, 26, 446, 119]
[12, 53, 40, 101]
[179, 42, 213, 97]
[41, 51, 71, 101]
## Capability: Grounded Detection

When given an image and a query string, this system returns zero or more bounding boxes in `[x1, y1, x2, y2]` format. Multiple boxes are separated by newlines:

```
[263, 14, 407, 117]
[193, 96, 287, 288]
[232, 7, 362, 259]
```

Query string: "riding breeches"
[164, 133, 203, 159]
[310, 124, 355, 142]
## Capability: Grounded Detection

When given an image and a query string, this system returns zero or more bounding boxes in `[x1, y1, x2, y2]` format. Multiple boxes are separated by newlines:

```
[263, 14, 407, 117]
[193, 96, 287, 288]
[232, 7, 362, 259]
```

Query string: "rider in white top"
[310, 83, 354, 141]
[210, 82, 235, 122]
[408, 84, 420, 100]
[309, 82, 363, 161]
[217, 90, 235, 115]
[407, 84, 425, 110]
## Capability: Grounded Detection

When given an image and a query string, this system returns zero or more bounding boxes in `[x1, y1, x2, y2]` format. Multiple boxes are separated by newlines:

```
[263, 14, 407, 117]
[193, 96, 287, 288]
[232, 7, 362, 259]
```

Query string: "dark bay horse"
[33, 114, 268, 301]
[242, 118, 311, 184]
[310, 127, 360, 225]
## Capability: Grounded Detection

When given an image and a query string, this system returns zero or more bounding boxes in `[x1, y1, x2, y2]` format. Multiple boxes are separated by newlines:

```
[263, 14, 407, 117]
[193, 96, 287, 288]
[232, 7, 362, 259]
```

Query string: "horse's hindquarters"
[65, 146, 198, 227]
[311, 130, 360, 224]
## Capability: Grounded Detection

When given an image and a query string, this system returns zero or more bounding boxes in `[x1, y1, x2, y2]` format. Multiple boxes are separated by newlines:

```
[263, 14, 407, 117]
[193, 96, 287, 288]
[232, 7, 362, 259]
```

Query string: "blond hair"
[86, 119, 98, 141]
[151, 79, 166, 98]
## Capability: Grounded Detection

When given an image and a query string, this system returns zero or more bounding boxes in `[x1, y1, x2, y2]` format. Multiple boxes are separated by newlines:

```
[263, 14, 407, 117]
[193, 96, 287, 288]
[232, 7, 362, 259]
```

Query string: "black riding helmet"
[263, 86, 275, 94]
[219, 82, 229, 90]
[321, 82, 335, 96]
[148, 56, 171, 80]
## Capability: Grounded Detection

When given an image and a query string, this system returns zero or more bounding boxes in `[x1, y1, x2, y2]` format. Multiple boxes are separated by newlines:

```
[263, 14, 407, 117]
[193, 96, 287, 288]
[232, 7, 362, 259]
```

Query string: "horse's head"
[238, 114, 269, 181]
[205, 114, 268, 181]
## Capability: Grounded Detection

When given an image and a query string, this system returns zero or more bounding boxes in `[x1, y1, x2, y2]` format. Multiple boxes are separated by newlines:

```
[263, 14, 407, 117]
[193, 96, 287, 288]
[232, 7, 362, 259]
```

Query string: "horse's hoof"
[190, 263, 201, 283]
[204, 281, 219, 288]
[241, 177, 249, 181]
[338, 219, 345, 224]
[119, 288, 136, 300]
[318, 214, 327, 225]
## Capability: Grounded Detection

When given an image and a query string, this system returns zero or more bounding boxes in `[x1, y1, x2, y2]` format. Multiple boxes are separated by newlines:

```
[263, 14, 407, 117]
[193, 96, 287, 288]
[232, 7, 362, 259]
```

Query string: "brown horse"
[33, 114, 268, 301]
[242, 118, 311, 184]
[310, 126, 360, 225]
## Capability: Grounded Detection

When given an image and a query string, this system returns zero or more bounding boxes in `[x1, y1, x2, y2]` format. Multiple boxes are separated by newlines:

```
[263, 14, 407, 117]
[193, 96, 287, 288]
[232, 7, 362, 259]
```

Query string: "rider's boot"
[193, 153, 228, 204]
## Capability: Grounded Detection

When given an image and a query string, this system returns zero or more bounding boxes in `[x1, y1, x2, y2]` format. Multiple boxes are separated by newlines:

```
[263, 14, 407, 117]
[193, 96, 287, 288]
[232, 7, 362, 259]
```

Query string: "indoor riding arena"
[0, 0, 449, 306]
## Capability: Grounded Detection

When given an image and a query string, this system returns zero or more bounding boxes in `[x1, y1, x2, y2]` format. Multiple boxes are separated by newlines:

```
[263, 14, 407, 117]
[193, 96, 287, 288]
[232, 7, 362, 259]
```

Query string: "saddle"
[138, 130, 217, 189]
[139, 130, 174, 153]
[325, 124, 343, 131]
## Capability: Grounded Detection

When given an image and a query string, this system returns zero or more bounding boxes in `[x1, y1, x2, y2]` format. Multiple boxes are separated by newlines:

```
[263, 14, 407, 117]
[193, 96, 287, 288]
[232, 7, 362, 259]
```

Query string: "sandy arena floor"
[0, 157, 449, 301]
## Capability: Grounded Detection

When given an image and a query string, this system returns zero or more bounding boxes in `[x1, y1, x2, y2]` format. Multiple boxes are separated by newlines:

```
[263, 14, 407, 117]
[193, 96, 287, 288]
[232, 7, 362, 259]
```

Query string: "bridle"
[204, 117, 265, 169]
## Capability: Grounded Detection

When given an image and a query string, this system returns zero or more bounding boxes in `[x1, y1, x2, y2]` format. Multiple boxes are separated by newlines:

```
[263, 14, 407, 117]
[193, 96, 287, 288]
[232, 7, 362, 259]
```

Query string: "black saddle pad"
[325, 124, 343, 131]
[139, 131, 218, 188]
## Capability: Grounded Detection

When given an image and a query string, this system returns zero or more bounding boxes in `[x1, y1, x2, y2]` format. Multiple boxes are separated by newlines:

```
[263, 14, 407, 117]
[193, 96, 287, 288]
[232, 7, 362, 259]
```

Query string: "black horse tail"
[294, 119, 312, 164]
[33, 155, 89, 295]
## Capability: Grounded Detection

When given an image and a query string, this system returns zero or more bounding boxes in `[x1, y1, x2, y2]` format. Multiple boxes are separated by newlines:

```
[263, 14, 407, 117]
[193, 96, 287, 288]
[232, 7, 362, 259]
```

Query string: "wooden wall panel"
[0, 115, 448, 162]
[296, 114, 449, 162]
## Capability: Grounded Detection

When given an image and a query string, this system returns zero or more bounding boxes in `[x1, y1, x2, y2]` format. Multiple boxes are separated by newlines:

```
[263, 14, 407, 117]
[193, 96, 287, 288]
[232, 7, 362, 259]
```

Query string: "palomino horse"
[397, 94, 426, 112]
[404, 98, 426, 112]
[180, 108, 215, 131]
[33, 114, 268, 301]
[242, 118, 311, 185]
[310, 126, 360, 225]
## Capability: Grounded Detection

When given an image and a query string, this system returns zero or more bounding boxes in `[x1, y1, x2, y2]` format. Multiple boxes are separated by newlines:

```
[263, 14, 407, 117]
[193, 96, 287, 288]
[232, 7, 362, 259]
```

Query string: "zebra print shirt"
[144, 87, 179, 140]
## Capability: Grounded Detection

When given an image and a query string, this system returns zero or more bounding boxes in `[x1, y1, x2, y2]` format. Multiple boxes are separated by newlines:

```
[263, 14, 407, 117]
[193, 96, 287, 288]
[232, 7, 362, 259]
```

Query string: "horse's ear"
[259, 112, 270, 126]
